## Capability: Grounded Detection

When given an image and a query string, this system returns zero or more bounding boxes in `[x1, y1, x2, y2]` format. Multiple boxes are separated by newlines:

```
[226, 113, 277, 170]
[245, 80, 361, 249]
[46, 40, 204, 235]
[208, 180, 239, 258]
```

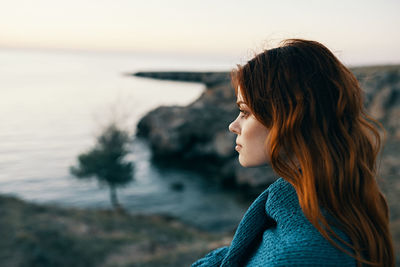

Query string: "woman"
[191, 39, 394, 266]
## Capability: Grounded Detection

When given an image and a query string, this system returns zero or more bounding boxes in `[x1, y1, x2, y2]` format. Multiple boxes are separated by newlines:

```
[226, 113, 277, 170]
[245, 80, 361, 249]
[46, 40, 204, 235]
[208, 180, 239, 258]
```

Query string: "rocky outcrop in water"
[134, 71, 230, 87]
[134, 71, 275, 191]
[133, 65, 400, 191]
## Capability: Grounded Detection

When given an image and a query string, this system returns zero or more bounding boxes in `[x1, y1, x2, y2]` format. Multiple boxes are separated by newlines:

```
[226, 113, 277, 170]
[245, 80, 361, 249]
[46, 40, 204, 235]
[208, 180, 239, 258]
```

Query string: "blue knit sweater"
[191, 178, 356, 266]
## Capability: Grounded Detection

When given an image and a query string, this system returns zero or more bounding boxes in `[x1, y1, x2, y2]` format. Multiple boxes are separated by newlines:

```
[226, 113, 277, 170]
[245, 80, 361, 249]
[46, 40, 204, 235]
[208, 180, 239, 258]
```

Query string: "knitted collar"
[221, 178, 297, 266]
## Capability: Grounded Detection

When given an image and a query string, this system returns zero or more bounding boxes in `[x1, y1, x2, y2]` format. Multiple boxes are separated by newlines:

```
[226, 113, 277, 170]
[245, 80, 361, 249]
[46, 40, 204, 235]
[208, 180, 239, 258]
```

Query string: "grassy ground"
[0, 195, 231, 267]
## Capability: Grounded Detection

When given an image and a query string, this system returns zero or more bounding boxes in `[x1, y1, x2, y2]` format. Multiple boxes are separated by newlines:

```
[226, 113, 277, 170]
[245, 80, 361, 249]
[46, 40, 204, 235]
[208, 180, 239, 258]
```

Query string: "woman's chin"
[238, 155, 269, 168]
[238, 161, 248, 167]
[238, 155, 246, 167]
[238, 156, 252, 168]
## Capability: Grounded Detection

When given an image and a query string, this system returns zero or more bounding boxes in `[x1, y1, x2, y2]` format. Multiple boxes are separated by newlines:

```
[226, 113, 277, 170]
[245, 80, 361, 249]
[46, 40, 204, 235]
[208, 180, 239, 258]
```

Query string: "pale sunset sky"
[0, 0, 399, 65]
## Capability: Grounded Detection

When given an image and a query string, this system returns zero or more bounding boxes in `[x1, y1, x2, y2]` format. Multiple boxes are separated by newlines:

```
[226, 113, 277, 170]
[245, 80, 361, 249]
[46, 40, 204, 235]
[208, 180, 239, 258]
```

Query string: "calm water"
[0, 48, 248, 232]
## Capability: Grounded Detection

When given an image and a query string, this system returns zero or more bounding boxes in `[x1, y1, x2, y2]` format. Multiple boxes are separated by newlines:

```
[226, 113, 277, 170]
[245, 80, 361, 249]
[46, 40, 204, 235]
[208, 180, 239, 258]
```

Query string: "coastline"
[131, 71, 230, 87]
[130, 64, 400, 85]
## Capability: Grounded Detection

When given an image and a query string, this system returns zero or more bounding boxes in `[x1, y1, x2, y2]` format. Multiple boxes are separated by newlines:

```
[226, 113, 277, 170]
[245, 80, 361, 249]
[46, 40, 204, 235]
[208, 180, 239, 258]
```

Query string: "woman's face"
[228, 87, 271, 167]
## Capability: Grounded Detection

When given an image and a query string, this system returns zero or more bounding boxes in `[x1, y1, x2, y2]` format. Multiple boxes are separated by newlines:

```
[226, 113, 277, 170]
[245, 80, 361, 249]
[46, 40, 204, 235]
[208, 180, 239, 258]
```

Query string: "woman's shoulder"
[263, 177, 303, 222]
[192, 178, 357, 267]
[245, 177, 356, 266]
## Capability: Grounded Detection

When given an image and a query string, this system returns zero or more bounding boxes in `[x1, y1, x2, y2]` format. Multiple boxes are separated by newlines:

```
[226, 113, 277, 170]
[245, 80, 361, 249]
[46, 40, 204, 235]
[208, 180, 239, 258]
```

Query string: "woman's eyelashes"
[239, 109, 249, 118]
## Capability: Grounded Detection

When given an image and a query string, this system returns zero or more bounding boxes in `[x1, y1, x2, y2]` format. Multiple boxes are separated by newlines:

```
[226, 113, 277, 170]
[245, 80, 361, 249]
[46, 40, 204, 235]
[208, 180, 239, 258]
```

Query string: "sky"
[0, 0, 399, 65]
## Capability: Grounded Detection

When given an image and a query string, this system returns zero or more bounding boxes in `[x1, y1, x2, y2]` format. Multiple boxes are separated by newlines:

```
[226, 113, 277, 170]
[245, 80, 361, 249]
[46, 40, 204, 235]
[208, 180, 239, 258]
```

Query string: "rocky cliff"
[133, 65, 400, 191]
[135, 71, 275, 192]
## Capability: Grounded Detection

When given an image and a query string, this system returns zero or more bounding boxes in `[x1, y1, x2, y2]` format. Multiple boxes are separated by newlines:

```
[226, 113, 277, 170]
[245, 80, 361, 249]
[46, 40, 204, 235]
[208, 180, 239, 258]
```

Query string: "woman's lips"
[235, 144, 242, 151]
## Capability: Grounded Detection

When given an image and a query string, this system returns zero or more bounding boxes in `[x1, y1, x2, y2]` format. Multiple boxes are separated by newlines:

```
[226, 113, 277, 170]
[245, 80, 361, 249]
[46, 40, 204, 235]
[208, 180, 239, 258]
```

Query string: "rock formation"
[352, 65, 400, 138]
[133, 65, 400, 191]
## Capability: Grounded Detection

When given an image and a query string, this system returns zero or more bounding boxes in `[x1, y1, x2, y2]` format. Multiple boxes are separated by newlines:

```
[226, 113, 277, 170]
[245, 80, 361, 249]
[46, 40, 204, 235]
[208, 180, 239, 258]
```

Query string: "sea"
[0, 48, 249, 232]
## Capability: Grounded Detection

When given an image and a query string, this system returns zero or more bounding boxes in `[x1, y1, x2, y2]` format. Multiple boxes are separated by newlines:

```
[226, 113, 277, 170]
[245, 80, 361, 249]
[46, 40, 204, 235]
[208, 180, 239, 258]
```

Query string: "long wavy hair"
[231, 39, 394, 266]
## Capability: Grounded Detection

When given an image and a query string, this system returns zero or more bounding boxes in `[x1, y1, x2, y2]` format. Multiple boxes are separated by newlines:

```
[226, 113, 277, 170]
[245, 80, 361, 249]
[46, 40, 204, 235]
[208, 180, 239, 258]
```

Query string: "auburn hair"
[231, 39, 394, 266]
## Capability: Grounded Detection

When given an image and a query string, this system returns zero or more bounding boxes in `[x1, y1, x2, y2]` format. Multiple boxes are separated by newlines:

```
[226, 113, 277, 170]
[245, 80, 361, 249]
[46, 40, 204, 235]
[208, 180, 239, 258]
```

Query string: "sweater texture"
[191, 178, 356, 266]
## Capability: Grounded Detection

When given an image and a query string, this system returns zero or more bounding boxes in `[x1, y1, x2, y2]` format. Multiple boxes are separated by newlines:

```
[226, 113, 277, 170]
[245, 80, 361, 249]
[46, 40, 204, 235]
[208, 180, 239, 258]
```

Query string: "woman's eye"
[239, 109, 249, 118]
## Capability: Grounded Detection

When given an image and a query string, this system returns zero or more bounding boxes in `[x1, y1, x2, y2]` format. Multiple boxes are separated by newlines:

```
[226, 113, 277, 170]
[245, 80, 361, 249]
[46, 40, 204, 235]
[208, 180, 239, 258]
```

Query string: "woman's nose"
[229, 119, 240, 134]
